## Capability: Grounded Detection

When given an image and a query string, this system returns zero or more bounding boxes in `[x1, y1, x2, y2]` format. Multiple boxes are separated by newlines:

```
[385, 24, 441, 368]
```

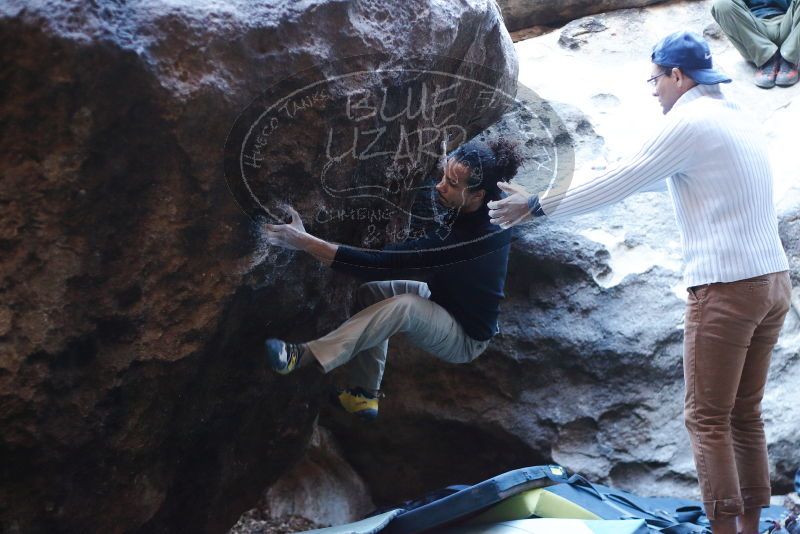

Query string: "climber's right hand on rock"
[264, 206, 309, 251]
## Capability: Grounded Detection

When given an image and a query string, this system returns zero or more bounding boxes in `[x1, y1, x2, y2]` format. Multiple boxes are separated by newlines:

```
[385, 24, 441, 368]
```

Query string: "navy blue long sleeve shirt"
[747, 0, 789, 18]
[331, 204, 511, 341]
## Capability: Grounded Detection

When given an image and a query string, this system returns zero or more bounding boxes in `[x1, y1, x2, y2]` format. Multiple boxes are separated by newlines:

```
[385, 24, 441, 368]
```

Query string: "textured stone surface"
[233, 425, 374, 530]
[497, 0, 671, 31]
[229, 512, 322, 534]
[0, 0, 516, 532]
[262, 424, 374, 527]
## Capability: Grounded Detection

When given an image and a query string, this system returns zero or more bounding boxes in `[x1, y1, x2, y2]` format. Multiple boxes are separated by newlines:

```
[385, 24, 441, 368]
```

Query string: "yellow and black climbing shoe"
[331, 387, 379, 421]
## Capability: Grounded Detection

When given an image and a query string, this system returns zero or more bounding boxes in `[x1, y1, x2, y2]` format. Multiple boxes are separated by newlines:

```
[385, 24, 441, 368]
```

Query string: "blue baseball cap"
[651, 31, 732, 85]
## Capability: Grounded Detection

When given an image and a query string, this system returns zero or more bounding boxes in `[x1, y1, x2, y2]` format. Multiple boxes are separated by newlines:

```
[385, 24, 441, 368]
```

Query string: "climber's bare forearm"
[300, 234, 337, 266]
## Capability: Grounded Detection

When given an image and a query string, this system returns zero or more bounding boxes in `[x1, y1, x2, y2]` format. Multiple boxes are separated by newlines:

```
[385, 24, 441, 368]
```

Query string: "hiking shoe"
[755, 54, 780, 88]
[776, 58, 799, 87]
[331, 387, 379, 420]
[265, 338, 302, 375]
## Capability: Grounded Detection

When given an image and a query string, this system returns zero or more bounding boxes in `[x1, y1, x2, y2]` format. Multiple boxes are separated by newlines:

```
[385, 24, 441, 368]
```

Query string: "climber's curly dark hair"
[450, 136, 526, 203]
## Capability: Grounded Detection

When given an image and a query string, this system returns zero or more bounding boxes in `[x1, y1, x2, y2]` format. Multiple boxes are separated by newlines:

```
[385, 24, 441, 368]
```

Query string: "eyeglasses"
[647, 72, 667, 86]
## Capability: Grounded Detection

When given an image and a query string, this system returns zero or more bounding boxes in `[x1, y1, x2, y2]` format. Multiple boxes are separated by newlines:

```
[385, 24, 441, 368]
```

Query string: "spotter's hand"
[487, 182, 534, 229]
[264, 206, 308, 250]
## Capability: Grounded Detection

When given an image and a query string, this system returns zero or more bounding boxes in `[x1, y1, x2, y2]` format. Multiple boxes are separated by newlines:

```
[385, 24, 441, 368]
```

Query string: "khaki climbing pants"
[306, 280, 490, 392]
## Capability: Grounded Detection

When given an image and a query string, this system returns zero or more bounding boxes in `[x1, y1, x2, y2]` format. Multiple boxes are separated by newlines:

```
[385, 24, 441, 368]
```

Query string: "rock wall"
[0, 1, 516, 532]
[231, 425, 374, 531]
[497, 0, 672, 31]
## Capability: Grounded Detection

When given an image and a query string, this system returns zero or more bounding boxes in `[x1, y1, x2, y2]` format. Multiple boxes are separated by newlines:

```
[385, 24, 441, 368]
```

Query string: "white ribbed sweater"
[539, 84, 789, 288]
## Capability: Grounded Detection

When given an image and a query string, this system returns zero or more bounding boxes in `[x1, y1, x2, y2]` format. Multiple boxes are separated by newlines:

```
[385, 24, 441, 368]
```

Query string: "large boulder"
[0, 1, 517, 532]
[497, 0, 671, 31]
[322, 0, 800, 508]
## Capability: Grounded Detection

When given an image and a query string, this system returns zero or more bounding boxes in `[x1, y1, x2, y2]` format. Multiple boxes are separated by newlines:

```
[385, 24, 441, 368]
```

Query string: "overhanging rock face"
[0, 1, 517, 532]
